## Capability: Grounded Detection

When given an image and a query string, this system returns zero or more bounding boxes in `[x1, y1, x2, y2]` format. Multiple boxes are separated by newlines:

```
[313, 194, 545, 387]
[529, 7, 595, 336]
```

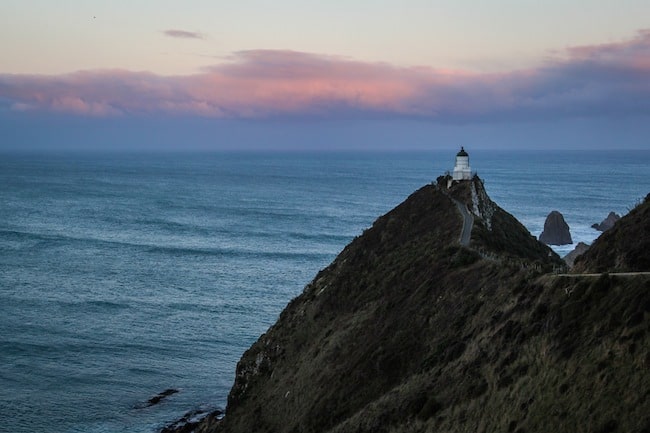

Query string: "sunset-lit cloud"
[1, 30, 649, 121]
[163, 29, 205, 40]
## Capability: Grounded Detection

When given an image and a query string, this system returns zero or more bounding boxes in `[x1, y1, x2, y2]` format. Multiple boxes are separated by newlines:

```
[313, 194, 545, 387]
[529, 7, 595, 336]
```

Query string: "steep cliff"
[186, 180, 649, 433]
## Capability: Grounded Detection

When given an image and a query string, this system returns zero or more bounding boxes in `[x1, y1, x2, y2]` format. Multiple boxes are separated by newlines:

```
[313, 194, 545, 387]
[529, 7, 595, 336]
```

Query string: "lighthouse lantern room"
[452, 147, 472, 181]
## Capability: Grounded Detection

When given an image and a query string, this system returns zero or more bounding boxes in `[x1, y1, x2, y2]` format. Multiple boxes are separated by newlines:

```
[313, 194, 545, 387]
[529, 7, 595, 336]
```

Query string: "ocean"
[1, 150, 648, 432]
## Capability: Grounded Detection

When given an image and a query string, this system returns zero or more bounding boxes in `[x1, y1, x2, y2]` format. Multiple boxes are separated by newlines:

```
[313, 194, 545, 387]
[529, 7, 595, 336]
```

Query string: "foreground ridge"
[181, 180, 649, 433]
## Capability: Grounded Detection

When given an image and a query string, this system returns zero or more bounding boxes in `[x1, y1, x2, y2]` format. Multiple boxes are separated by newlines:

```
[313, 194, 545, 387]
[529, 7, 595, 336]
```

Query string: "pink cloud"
[1, 30, 649, 120]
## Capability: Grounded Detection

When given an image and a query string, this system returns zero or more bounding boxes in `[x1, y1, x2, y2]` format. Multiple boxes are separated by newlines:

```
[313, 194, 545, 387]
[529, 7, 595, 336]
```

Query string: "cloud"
[163, 29, 205, 40]
[1, 30, 649, 120]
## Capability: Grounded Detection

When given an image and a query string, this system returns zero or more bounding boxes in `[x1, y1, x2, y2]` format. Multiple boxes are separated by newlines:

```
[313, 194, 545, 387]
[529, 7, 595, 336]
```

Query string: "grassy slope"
[193, 183, 649, 433]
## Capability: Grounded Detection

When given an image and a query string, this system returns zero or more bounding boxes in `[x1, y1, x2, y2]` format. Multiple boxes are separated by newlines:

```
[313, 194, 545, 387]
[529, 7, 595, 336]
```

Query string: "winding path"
[552, 272, 650, 278]
[451, 198, 474, 246]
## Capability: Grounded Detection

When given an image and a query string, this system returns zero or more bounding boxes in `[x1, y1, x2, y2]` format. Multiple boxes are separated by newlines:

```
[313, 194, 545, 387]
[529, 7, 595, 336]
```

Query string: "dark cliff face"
[192, 181, 649, 433]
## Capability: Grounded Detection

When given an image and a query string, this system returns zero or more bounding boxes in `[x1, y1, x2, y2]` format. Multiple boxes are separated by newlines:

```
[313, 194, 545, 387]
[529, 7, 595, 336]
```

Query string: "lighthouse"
[452, 147, 472, 181]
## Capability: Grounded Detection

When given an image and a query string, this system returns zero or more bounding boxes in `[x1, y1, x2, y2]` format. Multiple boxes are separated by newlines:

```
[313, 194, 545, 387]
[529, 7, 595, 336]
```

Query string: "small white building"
[452, 147, 472, 181]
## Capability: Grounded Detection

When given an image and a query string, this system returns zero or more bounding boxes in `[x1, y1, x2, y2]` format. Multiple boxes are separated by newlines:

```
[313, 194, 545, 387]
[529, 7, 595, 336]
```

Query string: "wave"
[0, 229, 336, 260]
[143, 244, 330, 260]
[0, 227, 342, 258]
[0, 228, 65, 243]
[0, 296, 131, 313]
[0, 335, 192, 361]
[241, 229, 352, 243]
[79, 299, 131, 311]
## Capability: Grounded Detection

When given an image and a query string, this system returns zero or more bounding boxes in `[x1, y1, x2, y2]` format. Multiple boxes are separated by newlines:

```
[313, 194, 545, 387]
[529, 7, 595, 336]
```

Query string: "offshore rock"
[135, 389, 179, 409]
[563, 242, 590, 268]
[574, 194, 650, 272]
[539, 210, 572, 245]
[591, 211, 621, 232]
[161, 408, 223, 433]
[148, 389, 178, 407]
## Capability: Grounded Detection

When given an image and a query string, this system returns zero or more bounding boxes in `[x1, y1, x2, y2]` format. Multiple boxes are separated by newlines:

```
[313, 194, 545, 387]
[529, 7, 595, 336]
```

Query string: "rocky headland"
[174, 178, 649, 433]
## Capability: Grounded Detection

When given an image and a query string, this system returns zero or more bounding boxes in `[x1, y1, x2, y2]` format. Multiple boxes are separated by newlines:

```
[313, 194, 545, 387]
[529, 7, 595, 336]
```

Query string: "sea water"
[1, 150, 648, 432]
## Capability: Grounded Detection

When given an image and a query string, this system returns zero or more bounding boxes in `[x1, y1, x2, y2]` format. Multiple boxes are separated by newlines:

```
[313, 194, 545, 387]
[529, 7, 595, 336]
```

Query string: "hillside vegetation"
[183, 179, 649, 433]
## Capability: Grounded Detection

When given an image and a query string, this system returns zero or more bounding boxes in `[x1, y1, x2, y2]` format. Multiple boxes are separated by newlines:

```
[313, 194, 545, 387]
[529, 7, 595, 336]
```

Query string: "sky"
[1, 0, 649, 151]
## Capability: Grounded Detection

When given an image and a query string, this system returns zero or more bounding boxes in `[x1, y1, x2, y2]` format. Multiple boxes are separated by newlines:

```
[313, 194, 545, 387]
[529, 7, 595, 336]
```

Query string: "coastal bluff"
[181, 179, 649, 433]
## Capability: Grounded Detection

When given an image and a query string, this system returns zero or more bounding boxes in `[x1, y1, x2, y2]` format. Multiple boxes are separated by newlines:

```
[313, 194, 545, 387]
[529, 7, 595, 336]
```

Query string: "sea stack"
[563, 241, 590, 268]
[539, 210, 572, 245]
[591, 211, 621, 232]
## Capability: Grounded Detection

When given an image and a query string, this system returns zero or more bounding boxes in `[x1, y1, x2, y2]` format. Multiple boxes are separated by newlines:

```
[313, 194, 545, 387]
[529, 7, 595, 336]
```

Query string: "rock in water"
[563, 241, 590, 267]
[161, 408, 222, 433]
[591, 211, 621, 232]
[539, 210, 572, 245]
[135, 389, 180, 410]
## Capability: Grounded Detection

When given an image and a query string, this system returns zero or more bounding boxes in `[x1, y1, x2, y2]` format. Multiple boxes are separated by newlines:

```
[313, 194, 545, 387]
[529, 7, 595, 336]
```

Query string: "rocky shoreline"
[161, 408, 223, 433]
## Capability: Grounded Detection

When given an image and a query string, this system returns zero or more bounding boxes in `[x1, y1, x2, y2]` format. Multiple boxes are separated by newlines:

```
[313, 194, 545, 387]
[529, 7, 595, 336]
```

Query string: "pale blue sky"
[2, 0, 649, 74]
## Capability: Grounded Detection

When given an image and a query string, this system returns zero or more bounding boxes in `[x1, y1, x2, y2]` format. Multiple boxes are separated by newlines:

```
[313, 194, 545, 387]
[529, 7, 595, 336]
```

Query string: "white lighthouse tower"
[452, 146, 472, 181]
